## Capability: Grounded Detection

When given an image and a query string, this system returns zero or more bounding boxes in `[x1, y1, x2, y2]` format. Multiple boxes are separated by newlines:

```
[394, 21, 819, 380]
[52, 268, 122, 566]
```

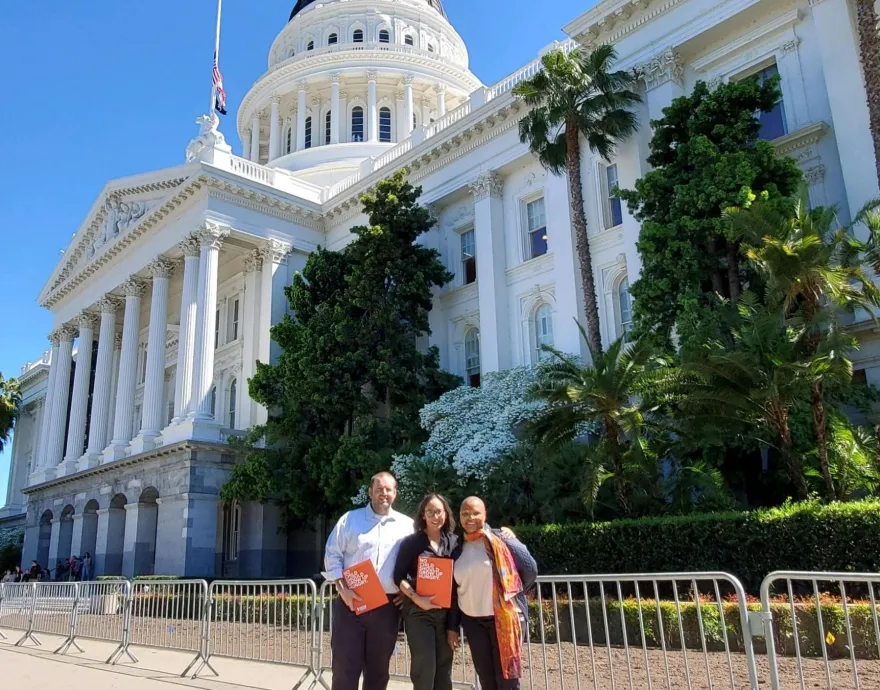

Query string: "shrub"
[515, 499, 880, 592]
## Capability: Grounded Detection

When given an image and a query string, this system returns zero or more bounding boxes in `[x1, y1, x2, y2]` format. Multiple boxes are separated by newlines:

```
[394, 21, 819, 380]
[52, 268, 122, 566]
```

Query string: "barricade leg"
[15, 584, 40, 647]
[107, 587, 138, 665]
[54, 583, 85, 655]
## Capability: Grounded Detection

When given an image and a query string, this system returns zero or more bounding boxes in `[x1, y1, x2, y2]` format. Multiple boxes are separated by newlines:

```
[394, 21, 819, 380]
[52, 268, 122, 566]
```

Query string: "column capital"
[270, 93, 282, 105]
[330, 72, 342, 84]
[339, 91, 348, 99]
[436, 83, 447, 94]
[366, 69, 378, 82]
[120, 277, 148, 298]
[311, 95, 323, 106]
[95, 295, 123, 315]
[243, 249, 264, 274]
[72, 310, 99, 330]
[260, 239, 293, 264]
[196, 223, 230, 249]
[146, 257, 176, 279]
[402, 73, 415, 85]
[468, 171, 503, 201]
[296, 79, 308, 91]
[178, 234, 201, 257]
[782, 38, 800, 54]
[50, 326, 76, 346]
[634, 47, 684, 90]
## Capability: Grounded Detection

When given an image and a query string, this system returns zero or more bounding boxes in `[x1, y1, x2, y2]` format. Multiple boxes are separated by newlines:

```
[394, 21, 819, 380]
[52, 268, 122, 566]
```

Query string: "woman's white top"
[454, 540, 494, 617]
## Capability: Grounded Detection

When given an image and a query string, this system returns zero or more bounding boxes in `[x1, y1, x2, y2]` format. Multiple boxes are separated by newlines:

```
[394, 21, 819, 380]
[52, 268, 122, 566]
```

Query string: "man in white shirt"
[323, 471, 414, 690]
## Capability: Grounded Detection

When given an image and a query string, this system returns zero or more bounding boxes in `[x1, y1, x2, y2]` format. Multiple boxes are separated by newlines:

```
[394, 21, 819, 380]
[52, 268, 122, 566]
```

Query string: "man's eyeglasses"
[424, 509, 446, 518]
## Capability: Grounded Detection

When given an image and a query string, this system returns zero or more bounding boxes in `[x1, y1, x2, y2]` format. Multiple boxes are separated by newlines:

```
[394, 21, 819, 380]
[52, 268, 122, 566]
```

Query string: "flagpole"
[210, 0, 223, 116]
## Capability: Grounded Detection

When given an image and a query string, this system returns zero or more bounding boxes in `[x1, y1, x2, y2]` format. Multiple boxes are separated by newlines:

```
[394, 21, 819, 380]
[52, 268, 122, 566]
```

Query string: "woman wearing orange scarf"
[447, 497, 537, 690]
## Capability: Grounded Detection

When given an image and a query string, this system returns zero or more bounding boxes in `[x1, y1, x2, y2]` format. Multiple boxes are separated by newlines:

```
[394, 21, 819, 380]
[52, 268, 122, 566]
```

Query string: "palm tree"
[527, 329, 670, 516]
[741, 192, 880, 498]
[0, 373, 21, 453]
[682, 293, 824, 500]
[514, 45, 641, 355]
[854, 0, 880, 187]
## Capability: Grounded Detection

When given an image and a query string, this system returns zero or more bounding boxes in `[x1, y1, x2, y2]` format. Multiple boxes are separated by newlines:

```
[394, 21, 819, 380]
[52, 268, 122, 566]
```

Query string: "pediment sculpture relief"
[89, 195, 151, 257]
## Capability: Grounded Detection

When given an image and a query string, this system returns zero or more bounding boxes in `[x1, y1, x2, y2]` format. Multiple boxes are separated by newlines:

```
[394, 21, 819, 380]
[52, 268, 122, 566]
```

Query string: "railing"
[6, 569, 876, 688]
[423, 101, 473, 139]
[266, 42, 455, 78]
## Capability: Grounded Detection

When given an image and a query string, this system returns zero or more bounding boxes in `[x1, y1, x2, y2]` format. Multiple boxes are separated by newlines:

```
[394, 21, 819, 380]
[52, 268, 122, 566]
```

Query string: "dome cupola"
[237, 0, 481, 186]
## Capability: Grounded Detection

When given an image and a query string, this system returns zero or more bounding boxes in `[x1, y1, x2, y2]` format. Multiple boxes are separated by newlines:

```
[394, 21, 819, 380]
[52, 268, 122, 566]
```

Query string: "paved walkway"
[0, 628, 412, 690]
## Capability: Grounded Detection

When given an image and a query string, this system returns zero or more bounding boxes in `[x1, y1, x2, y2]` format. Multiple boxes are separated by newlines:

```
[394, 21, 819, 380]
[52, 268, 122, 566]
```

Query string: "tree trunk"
[780, 418, 809, 500]
[606, 418, 630, 515]
[812, 382, 837, 500]
[566, 123, 604, 355]
[855, 0, 880, 188]
[707, 239, 725, 295]
[726, 240, 741, 302]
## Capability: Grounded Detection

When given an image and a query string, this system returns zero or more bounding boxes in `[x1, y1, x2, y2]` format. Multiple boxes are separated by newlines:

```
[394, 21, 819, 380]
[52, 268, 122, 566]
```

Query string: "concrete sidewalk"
[0, 627, 412, 690]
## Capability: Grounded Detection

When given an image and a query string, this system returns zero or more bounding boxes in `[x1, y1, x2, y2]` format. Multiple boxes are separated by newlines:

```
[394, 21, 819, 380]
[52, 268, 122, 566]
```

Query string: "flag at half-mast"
[213, 51, 227, 115]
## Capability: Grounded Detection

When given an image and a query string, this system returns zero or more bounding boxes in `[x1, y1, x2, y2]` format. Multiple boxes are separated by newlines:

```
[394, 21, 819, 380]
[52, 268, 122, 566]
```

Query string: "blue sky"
[0, 0, 596, 494]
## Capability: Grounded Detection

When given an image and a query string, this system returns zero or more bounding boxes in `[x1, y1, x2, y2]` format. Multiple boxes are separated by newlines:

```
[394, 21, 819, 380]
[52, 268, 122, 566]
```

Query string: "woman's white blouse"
[454, 540, 494, 617]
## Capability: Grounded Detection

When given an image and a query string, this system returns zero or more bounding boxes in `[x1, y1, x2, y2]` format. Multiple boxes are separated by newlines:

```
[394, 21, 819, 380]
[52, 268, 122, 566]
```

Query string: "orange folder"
[415, 556, 454, 609]
[342, 559, 388, 615]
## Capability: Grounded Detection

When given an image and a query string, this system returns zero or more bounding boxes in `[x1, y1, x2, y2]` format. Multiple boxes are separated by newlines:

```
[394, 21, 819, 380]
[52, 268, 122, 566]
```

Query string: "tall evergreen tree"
[223, 171, 459, 523]
[618, 78, 801, 352]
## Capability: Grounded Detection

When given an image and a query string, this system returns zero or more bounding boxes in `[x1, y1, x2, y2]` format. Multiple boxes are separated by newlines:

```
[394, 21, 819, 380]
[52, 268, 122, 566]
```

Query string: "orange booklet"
[342, 559, 388, 615]
[415, 556, 454, 609]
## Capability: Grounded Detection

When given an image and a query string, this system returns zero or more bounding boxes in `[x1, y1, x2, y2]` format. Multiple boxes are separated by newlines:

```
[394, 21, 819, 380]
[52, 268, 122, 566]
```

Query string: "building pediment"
[39, 168, 192, 305]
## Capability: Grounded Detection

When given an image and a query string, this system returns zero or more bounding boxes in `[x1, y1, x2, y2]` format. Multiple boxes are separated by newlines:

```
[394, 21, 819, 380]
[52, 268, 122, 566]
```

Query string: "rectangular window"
[228, 298, 240, 342]
[214, 309, 220, 349]
[526, 197, 548, 259]
[754, 63, 787, 140]
[460, 229, 476, 285]
[602, 164, 623, 228]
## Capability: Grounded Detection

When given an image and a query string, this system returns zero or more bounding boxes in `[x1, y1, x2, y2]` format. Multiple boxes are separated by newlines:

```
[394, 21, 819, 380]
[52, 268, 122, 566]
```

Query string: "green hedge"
[515, 499, 880, 592]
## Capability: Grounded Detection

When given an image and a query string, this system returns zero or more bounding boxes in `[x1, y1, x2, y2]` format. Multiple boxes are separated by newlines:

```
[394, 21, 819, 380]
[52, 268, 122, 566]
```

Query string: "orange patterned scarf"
[464, 529, 523, 680]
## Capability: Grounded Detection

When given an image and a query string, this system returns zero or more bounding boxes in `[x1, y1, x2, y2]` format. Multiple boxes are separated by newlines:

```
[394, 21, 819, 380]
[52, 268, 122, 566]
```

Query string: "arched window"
[304, 116, 312, 149]
[534, 303, 554, 360]
[617, 278, 633, 340]
[228, 379, 237, 429]
[464, 329, 481, 388]
[379, 29, 390, 43]
[288, 48, 296, 58]
[325, 111, 332, 145]
[353, 28, 364, 43]
[328, 32, 338, 45]
[351, 106, 364, 142]
[379, 107, 392, 142]
[285, 126, 292, 154]
[404, 35, 414, 46]
[307, 40, 314, 51]
[209, 386, 217, 418]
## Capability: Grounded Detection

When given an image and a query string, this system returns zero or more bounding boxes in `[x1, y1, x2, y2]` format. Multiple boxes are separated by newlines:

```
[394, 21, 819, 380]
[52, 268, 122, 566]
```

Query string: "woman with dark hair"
[393, 494, 458, 690]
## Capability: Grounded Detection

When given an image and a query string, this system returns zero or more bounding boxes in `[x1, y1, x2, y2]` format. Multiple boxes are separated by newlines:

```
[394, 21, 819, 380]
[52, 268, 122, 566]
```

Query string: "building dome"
[289, 0, 447, 21]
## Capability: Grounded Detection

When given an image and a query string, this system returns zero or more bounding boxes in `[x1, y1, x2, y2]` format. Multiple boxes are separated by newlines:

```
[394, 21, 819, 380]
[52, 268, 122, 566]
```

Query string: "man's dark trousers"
[402, 602, 453, 690]
[331, 595, 400, 690]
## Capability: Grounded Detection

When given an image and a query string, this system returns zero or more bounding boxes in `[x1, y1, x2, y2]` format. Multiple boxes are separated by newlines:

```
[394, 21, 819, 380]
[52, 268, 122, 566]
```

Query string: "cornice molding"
[772, 121, 829, 157]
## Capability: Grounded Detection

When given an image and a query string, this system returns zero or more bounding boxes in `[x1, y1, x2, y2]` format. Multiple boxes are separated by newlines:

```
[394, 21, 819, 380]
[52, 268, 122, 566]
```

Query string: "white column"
[242, 127, 251, 161]
[421, 96, 432, 128]
[403, 74, 415, 136]
[172, 235, 201, 423]
[255, 240, 292, 425]
[63, 312, 98, 469]
[330, 74, 341, 144]
[395, 91, 406, 141]
[811, 0, 880, 221]
[239, 250, 262, 430]
[43, 327, 75, 473]
[250, 116, 260, 163]
[105, 334, 122, 449]
[436, 83, 447, 118]
[105, 278, 147, 462]
[36, 336, 61, 470]
[545, 172, 582, 357]
[130, 258, 174, 453]
[189, 224, 228, 424]
[84, 296, 121, 467]
[367, 70, 378, 142]
[338, 91, 348, 143]
[296, 81, 307, 151]
[268, 96, 281, 162]
[469, 172, 509, 373]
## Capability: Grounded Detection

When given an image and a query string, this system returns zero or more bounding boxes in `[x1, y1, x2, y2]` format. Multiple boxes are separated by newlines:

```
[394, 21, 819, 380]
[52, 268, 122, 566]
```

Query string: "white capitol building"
[1, 0, 876, 578]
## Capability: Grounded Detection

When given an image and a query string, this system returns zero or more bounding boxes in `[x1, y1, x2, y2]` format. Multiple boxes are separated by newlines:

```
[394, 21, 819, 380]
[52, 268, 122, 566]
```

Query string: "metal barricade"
[760, 571, 880, 690]
[523, 573, 760, 690]
[125, 579, 210, 676]
[30, 581, 79, 652]
[56, 580, 134, 663]
[0, 582, 36, 646]
[314, 580, 476, 690]
[0, 583, 5, 640]
[197, 579, 318, 684]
